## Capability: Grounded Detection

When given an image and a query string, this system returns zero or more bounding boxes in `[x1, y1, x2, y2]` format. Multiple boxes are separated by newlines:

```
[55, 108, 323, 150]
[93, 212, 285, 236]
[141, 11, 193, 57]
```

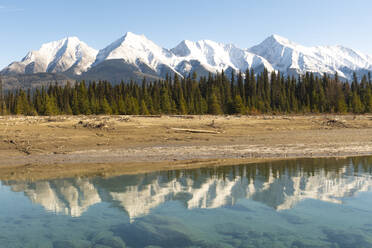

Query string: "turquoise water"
[1, 157, 372, 248]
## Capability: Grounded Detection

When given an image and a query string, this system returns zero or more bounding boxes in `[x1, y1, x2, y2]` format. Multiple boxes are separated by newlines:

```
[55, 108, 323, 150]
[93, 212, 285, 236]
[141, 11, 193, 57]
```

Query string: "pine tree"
[15, 90, 27, 115]
[140, 99, 149, 115]
[351, 91, 364, 113]
[130, 97, 139, 115]
[237, 71, 245, 102]
[336, 94, 347, 113]
[99, 97, 112, 115]
[230, 70, 235, 98]
[0, 76, 4, 115]
[71, 90, 80, 115]
[33, 89, 42, 114]
[89, 95, 99, 115]
[44, 95, 59, 116]
[249, 68, 257, 111]
[78, 82, 91, 114]
[146, 97, 155, 114]
[233, 95, 245, 114]
[117, 96, 126, 115]
[64, 102, 73, 115]
[200, 98, 208, 114]
[178, 97, 187, 114]
[366, 93, 372, 113]
[208, 92, 222, 115]
[160, 86, 171, 114]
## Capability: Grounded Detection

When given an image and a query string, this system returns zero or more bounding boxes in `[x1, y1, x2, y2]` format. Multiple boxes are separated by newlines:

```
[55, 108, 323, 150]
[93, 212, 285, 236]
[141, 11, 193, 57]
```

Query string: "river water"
[1, 157, 372, 248]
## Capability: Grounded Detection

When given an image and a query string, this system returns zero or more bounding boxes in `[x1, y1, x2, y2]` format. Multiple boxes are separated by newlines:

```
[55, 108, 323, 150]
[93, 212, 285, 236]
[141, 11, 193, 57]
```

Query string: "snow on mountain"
[1, 33, 371, 81]
[93, 32, 275, 78]
[93, 32, 179, 76]
[171, 39, 274, 75]
[2, 37, 98, 75]
[249, 34, 372, 79]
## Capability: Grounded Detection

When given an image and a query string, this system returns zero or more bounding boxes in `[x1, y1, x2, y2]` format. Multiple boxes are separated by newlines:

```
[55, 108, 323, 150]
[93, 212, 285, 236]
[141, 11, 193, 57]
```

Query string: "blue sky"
[1, 0, 372, 69]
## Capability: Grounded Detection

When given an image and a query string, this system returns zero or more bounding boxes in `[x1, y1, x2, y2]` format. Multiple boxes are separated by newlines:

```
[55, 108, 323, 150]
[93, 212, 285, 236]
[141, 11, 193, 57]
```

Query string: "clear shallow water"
[1, 157, 372, 248]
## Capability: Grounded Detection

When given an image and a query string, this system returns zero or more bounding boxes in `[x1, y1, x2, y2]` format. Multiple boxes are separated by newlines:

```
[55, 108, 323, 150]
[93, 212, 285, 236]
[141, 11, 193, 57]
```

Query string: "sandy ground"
[1, 114, 372, 180]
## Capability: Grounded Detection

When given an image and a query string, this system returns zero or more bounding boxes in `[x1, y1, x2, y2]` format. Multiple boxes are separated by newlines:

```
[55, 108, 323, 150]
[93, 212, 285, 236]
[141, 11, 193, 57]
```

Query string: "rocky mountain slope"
[1, 33, 371, 88]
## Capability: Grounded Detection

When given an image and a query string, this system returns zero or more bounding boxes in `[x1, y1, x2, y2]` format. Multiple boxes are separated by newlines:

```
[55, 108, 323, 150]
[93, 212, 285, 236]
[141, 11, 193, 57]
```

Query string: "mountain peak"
[265, 34, 296, 47]
[93, 31, 175, 72]
[97, 32, 150, 55]
[124, 31, 144, 38]
[1, 36, 97, 75]
[64, 36, 81, 43]
[39, 36, 81, 48]
[120, 31, 151, 45]
[65, 36, 80, 40]
[270, 34, 288, 41]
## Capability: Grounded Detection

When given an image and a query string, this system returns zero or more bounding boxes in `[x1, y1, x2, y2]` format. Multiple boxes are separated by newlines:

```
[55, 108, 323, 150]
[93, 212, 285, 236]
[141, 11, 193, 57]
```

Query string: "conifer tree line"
[1, 69, 372, 116]
[0, 77, 4, 115]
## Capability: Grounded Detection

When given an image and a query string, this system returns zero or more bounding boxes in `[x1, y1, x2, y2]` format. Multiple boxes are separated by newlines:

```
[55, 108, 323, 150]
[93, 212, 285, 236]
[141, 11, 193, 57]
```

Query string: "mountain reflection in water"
[4, 157, 372, 221]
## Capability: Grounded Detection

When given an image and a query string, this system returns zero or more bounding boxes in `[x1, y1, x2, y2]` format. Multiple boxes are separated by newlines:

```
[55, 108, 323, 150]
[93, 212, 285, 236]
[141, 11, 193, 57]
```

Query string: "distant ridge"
[1, 32, 372, 88]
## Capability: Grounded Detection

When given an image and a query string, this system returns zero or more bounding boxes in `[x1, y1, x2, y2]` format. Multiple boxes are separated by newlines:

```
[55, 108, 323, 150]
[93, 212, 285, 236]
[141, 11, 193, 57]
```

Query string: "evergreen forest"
[1, 69, 372, 116]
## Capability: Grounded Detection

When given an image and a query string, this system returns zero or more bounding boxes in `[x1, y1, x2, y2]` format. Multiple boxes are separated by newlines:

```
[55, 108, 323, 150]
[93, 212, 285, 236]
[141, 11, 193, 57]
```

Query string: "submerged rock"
[290, 240, 324, 248]
[323, 228, 372, 248]
[94, 245, 112, 248]
[280, 212, 307, 225]
[89, 231, 114, 243]
[112, 215, 193, 248]
[95, 236, 126, 248]
[53, 239, 91, 248]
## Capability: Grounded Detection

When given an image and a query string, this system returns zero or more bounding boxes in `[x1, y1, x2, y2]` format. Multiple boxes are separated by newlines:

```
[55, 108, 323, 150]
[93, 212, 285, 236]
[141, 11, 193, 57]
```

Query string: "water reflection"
[4, 157, 372, 221]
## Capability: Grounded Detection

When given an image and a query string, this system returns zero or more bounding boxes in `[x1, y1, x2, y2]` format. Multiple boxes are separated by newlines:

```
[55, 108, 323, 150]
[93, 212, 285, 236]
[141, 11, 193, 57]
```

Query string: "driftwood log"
[171, 128, 221, 134]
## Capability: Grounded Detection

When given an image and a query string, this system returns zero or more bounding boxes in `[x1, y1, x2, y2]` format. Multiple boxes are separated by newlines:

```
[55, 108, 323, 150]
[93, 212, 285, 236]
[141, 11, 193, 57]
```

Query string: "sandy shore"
[1, 114, 372, 180]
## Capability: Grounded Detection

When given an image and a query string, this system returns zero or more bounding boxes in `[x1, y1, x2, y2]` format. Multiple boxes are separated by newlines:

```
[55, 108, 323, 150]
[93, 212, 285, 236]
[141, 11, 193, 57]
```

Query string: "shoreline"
[1, 114, 372, 181]
[1, 143, 372, 181]
[1, 152, 371, 182]
[0, 154, 369, 182]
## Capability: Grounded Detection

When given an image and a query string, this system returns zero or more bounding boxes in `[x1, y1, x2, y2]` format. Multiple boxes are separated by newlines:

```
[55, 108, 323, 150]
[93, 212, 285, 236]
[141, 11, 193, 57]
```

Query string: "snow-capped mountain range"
[1, 32, 372, 83]
[2, 37, 98, 76]
[5, 161, 372, 220]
